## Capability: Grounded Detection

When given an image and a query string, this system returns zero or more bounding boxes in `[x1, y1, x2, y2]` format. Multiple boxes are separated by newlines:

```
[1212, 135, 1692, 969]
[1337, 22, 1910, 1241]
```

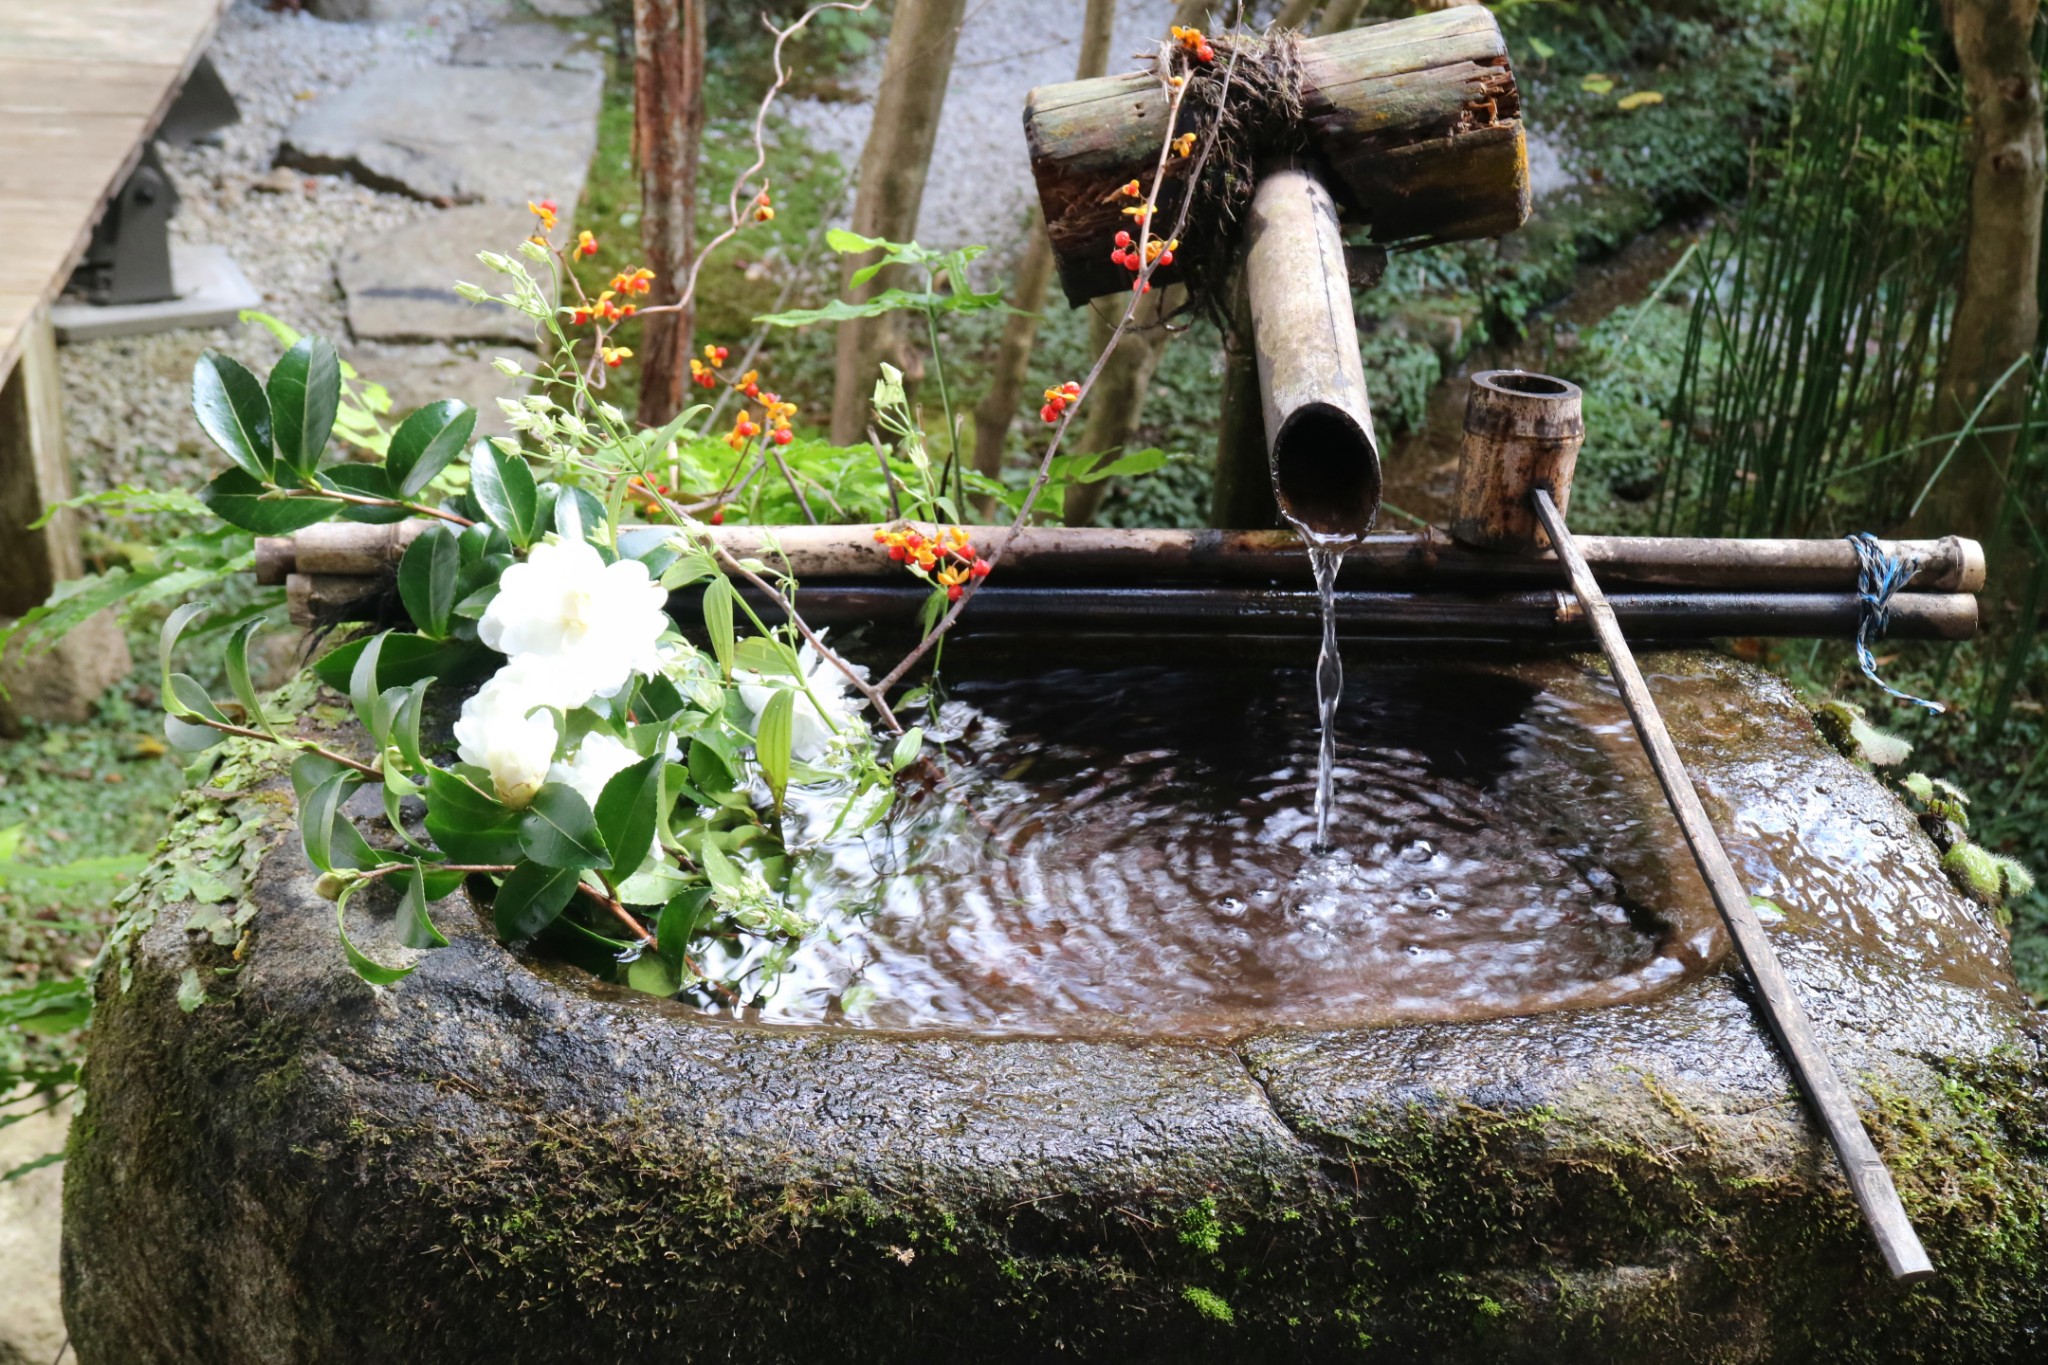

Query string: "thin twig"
[874, 17, 1246, 696]
[184, 715, 382, 778]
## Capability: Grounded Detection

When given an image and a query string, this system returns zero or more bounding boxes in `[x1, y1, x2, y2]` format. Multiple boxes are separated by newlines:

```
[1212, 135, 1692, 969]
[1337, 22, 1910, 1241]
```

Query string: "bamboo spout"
[1244, 167, 1381, 544]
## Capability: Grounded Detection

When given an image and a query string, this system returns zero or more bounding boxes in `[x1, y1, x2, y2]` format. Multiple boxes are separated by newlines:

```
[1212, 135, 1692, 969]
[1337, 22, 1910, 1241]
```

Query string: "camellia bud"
[314, 872, 350, 902]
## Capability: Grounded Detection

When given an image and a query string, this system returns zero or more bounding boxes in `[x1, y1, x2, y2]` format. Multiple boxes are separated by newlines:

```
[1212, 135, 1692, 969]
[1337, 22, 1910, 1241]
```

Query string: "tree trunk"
[1317, 0, 1368, 35]
[829, 0, 969, 445]
[968, 0, 1118, 509]
[1922, 0, 2044, 537]
[632, 0, 706, 429]
[1275, 0, 1322, 28]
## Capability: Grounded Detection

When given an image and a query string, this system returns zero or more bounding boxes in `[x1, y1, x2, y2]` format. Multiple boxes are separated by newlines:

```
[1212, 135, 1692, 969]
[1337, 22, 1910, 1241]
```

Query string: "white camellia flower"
[453, 668, 561, 809]
[548, 731, 641, 810]
[478, 529, 668, 706]
[735, 643, 861, 763]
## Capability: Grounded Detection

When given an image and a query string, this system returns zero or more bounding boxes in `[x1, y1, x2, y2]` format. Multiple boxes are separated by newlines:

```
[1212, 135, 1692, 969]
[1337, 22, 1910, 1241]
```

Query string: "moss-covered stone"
[63, 654, 2048, 1362]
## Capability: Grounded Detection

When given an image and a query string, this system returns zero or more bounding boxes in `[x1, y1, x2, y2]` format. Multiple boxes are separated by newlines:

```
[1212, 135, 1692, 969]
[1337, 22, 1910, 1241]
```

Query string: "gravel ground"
[781, 0, 1174, 257]
[58, 0, 520, 504]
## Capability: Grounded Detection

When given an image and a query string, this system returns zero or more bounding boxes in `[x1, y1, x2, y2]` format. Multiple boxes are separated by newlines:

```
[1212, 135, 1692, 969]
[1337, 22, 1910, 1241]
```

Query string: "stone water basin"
[63, 649, 2047, 1363]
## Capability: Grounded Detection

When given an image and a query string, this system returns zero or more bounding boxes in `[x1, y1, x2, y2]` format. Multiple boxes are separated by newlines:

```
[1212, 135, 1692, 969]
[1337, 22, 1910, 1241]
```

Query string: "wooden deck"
[0, 0, 230, 382]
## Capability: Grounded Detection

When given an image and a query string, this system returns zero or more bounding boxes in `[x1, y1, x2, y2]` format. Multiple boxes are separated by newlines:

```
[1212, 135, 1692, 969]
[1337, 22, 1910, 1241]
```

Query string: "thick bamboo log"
[254, 522, 1990, 595]
[1533, 487, 1936, 1283]
[1246, 167, 1381, 541]
[1023, 4, 1528, 305]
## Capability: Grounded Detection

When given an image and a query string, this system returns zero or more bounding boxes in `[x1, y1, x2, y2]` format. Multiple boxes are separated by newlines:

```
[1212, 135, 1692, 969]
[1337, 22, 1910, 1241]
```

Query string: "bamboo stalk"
[254, 522, 1988, 593]
[1532, 487, 1935, 1284]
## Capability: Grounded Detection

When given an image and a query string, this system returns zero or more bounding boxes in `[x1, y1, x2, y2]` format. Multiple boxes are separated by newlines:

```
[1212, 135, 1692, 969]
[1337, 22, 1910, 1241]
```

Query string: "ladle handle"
[1532, 488, 1935, 1285]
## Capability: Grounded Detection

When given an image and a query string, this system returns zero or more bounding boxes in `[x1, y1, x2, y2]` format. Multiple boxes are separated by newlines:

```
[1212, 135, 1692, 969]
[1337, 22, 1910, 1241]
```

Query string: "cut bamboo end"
[1452, 369, 1585, 552]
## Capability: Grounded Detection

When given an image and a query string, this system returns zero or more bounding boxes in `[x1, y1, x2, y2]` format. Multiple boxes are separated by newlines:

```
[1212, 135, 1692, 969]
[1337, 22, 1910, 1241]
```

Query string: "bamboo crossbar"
[1532, 488, 1936, 1283]
[255, 521, 1987, 594]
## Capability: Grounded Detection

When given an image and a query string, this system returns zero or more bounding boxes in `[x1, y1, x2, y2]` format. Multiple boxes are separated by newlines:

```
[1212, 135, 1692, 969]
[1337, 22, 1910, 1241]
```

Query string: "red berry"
[1109, 249, 1127, 268]
[772, 427, 794, 446]
[710, 509, 725, 525]
[889, 544, 907, 561]
[970, 558, 991, 578]
[947, 584, 964, 601]
[1114, 230, 1131, 248]
[1158, 250, 1174, 266]
[1040, 404, 1058, 422]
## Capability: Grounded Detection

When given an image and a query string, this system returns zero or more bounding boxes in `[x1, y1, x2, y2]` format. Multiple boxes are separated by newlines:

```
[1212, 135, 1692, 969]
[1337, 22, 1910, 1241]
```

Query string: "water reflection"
[683, 654, 1719, 1038]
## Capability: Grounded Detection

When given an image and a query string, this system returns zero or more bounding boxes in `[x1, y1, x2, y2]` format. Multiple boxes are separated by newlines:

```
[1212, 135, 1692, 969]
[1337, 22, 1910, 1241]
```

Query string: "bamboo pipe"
[1244, 167, 1382, 541]
[254, 522, 1988, 594]
[1532, 487, 1935, 1283]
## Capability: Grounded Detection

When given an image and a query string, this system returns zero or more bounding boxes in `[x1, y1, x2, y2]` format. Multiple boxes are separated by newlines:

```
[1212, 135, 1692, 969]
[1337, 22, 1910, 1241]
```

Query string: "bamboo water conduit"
[256, 522, 1983, 640]
[1531, 488, 1936, 1283]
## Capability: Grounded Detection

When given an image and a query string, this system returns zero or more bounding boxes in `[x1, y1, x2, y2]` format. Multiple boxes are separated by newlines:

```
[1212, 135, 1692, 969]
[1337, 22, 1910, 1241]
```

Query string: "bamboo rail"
[256, 521, 1987, 593]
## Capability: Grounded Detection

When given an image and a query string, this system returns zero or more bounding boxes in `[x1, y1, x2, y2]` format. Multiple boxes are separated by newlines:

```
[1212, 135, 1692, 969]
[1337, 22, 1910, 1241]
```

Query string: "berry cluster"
[689, 344, 731, 389]
[873, 524, 993, 601]
[1170, 25, 1215, 63]
[1109, 230, 1176, 292]
[569, 287, 640, 327]
[609, 266, 655, 297]
[1039, 379, 1081, 423]
[575, 229, 598, 257]
[600, 345, 633, 369]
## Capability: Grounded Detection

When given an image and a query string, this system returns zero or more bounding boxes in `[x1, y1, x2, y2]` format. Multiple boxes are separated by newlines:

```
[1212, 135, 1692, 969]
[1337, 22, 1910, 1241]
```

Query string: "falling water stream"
[1307, 544, 1345, 851]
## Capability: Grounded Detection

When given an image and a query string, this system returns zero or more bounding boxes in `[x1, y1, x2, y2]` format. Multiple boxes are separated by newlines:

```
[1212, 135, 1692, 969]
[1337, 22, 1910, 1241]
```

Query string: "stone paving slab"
[277, 64, 604, 210]
[337, 203, 542, 346]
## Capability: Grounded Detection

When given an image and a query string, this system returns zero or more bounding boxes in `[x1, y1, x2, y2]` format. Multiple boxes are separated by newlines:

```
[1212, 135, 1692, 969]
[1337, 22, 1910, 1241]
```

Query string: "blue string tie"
[1844, 532, 1944, 714]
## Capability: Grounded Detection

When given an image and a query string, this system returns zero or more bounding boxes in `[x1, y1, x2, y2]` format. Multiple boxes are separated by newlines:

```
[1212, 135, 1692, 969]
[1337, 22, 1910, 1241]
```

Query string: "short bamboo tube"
[1451, 369, 1585, 552]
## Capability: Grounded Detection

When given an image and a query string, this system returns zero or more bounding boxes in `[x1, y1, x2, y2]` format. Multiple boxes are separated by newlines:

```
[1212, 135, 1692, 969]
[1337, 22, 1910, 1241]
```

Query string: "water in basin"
[674, 646, 1723, 1038]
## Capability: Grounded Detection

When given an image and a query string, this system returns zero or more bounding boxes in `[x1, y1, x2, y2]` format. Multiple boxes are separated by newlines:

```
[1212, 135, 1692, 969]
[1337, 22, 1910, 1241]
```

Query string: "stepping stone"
[346, 340, 532, 440]
[337, 204, 548, 346]
[278, 65, 604, 209]
[452, 21, 602, 72]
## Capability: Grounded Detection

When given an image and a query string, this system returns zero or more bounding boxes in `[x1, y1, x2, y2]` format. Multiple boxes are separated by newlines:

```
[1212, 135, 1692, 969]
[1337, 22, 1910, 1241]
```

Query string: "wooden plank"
[0, 0, 229, 380]
[1532, 488, 1937, 1285]
[0, 61, 186, 118]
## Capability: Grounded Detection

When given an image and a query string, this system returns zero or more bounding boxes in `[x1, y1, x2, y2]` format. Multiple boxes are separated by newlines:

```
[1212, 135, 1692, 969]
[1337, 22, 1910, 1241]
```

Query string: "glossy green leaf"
[471, 440, 539, 546]
[756, 689, 793, 812]
[223, 619, 276, 739]
[336, 902, 414, 985]
[300, 771, 357, 873]
[423, 767, 523, 865]
[313, 632, 493, 694]
[157, 601, 209, 700]
[166, 673, 227, 726]
[655, 887, 712, 974]
[397, 524, 460, 638]
[701, 577, 735, 676]
[198, 468, 338, 535]
[593, 753, 663, 880]
[385, 400, 476, 499]
[192, 350, 273, 480]
[626, 953, 680, 996]
[518, 783, 611, 871]
[890, 725, 925, 772]
[267, 337, 341, 478]
[316, 463, 411, 524]
[348, 632, 395, 745]
[395, 862, 448, 950]
[492, 861, 583, 940]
